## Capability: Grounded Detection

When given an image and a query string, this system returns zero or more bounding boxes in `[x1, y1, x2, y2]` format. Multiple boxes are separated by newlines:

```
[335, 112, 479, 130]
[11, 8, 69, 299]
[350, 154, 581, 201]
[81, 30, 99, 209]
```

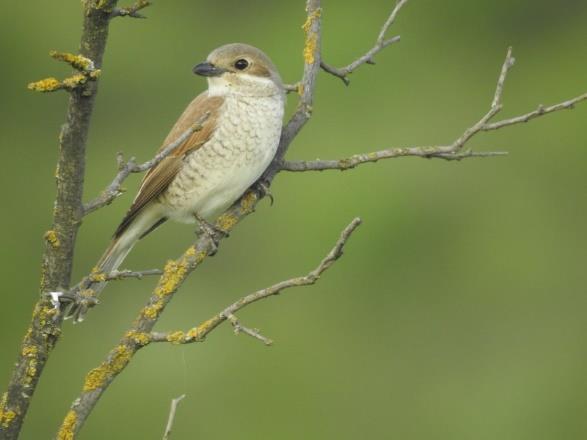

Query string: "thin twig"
[102, 269, 163, 281]
[111, 0, 151, 18]
[226, 313, 274, 346]
[162, 394, 186, 440]
[149, 218, 362, 345]
[484, 92, 587, 131]
[320, 0, 408, 85]
[280, 150, 508, 171]
[83, 111, 211, 215]
[281, 48, 586, 172]
[284, 82, 302, 94]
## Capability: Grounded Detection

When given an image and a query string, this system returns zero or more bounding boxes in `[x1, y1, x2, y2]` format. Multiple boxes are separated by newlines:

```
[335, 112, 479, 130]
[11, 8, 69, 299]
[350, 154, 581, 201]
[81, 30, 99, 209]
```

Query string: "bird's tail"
[66, 206, 164, 322]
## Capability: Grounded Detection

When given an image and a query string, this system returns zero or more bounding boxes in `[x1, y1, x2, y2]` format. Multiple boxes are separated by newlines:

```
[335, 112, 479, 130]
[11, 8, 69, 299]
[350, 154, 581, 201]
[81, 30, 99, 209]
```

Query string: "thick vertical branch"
[266, 0, 322, 179]
[0, 1, 119, 438]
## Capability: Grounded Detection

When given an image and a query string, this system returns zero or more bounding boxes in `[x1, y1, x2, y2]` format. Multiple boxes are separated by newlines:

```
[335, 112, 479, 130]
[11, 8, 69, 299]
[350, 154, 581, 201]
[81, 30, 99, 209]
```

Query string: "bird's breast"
[162, 93, 284, 221]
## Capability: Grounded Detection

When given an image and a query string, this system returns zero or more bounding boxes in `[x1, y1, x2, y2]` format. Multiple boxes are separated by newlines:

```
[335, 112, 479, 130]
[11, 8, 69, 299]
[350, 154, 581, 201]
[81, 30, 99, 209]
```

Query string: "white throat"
[207, 74, 283, 98]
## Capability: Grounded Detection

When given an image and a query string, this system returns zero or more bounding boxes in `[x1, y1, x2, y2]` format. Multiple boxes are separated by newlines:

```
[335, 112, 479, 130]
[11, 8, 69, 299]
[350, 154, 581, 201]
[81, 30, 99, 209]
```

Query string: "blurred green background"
[1, 0, 587, 439]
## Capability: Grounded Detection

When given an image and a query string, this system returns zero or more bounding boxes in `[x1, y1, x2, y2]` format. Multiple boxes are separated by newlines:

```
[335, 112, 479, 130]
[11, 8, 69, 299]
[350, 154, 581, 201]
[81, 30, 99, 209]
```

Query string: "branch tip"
[321, 0, 407, 84]
[162, 394, 186, 440]
[28, 51, 100, 93]
[111, 0, 152, 19]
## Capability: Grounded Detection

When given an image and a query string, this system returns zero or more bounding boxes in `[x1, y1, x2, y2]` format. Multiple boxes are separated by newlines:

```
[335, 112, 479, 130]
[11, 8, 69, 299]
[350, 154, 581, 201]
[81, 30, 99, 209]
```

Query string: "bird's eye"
[234, 59, 249, 70]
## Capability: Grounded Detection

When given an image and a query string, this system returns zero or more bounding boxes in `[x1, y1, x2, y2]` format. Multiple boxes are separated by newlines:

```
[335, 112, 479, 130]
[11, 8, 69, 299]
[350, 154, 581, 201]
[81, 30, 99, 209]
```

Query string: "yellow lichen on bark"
[186, 316, 220, 341]
[240, 191, 257, 213]
[21, 345, 38, 358]
[57, 410, 77, 440]
[125, 331, 151, 346]
[33, 303, 57, 327]
[20, 345, 39, 386]
[216, 213, 238, 232]
[166, 331, 186, 344]
[83, 345, 132, 391]
[62, 74, 88, 89]
[302, 8, 321, 65]
[28, 77, 62, 92]
[154, 246, 196, 297]
[0, 409, 17, 429]
[88, 69, 101, 80]
[142, 301, 163, 320]
[89, 267, 107, 282]
[50, 51, 94, 71]
[44, 230, 61, 248]
[0, 392, 17, 428]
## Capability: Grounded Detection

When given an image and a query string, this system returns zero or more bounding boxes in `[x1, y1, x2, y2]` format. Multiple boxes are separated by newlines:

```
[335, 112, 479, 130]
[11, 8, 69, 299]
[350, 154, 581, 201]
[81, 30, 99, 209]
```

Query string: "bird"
[68, 43, 285, 321]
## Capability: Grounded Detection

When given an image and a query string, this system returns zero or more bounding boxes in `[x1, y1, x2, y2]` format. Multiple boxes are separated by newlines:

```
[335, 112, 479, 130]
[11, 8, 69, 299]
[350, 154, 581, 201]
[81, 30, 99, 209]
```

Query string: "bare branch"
[111, 0, 151, 19]
[162, 394, 186, 440]
[263, 0, 322, 182]
[82, 111, 211, 215]
[491, 47, 515, 108]
[2, 1, 123, 438]
[484, 92, 587, 131]
[284, 82, 302, 94]
[226, 314, 274, 346]
[320, 0, 408, 84]
[281, 48, 586, 172]
[102, 269, 163, 281]
[149, 218, 362, 346]
[281, 150, 508, 171]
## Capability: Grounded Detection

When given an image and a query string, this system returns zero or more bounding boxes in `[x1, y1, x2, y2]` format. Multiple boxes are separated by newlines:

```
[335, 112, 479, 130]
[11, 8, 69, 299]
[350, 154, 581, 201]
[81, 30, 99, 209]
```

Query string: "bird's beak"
[193, 62, 227, 77]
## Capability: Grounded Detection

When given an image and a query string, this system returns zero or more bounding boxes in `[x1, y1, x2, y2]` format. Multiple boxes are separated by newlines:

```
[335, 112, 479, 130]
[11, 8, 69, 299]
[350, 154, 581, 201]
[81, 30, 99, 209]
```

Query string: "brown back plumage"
[114, 92, 223, 238]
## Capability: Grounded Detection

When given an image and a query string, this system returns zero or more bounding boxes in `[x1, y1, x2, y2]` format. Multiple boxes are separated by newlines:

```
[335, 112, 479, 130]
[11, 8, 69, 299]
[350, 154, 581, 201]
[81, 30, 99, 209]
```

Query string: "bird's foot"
[253, 178, 274, 206]
[194, 213, 229, 256]
[45, 289, 99, 324]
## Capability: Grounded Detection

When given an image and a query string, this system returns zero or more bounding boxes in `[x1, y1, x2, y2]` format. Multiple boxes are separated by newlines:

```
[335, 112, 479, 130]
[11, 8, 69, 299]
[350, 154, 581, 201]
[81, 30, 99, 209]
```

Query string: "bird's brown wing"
[114, 92, 224, 238]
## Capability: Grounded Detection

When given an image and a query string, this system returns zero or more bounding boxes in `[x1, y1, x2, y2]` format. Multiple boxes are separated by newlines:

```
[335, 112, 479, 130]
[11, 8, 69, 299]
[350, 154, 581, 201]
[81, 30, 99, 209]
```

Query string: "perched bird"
[71, 43, 285, 320]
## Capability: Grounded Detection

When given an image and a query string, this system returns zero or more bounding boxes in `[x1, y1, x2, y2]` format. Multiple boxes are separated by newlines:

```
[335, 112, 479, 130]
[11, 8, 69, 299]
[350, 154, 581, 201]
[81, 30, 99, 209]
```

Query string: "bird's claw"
[253, 179, 274, 206]
[44, 289, 99, 323]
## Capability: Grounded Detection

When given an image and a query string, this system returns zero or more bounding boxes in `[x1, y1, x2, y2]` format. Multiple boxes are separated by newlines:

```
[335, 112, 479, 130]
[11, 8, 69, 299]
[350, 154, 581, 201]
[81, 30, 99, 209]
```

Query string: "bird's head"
[193, 43, 283, 97]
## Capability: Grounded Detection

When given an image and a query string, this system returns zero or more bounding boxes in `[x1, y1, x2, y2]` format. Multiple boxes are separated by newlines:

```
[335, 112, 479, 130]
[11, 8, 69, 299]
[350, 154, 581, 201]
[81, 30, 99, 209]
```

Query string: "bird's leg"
[44, 287, 99, 323]
[252, 178, 274, 206]
[194, 212, 228, 256]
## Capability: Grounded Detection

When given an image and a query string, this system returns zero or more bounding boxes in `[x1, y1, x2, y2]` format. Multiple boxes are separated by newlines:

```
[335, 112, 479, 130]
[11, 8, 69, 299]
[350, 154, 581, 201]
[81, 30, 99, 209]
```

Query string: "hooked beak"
[193, 62, 227, 77]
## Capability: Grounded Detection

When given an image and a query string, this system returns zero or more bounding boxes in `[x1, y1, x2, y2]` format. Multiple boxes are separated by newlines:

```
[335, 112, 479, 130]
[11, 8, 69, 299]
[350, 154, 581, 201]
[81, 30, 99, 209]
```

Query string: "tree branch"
[100, 269, 163, 282]
[162, 395, 185, 440]
[483, 92, 587, 131]
[111, 0, 151, 19]
[56, 216, 359, 437]
[82, 112, 211, 215]
[27, 51, 102, 93]
[0, 2, 122, 438]
[264, 0, 322, 181]
[320, 0, 408, 85]
[149, 217, 362, 346]
[281, 48, 587, 172]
